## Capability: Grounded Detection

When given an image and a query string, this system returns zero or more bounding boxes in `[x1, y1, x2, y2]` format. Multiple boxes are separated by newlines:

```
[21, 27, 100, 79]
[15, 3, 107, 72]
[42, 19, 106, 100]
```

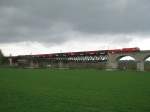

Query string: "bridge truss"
[9, 47, 141, 68]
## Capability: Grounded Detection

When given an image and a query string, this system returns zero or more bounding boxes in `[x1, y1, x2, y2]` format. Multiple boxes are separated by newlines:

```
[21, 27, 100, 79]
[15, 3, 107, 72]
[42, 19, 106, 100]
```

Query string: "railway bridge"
[8, 48, 150, 71]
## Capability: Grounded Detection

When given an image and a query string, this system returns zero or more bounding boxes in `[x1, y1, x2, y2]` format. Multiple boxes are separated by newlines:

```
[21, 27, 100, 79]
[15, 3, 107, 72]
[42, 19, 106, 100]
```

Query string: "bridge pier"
[106, 53, 118, 70]
[58, 62, 63, 68]
[106, 61, 118, 70]
[136, 60, 144, 71]
[30, 60, 34, 67]
[9, 58, 13, 66]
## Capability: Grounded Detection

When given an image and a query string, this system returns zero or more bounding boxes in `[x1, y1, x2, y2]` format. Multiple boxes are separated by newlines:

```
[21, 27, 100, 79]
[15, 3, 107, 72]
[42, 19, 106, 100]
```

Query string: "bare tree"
[0, 49, 4, 64]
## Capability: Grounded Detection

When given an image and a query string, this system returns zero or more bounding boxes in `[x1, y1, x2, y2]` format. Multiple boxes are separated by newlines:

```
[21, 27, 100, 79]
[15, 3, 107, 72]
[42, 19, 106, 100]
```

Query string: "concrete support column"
[106, 53, 118, 70]
[9, 58, 13, 66]
[35, 62, 39, 68]
[58, 62, 63, 68]
[30, 60, 34, 67]
[106, 62, 118, 70]
[136, 60, 144, 71]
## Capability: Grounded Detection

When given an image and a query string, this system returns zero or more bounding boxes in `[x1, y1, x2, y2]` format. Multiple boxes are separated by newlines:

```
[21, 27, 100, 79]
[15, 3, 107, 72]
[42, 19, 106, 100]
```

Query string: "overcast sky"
[0, 0, 150, 56]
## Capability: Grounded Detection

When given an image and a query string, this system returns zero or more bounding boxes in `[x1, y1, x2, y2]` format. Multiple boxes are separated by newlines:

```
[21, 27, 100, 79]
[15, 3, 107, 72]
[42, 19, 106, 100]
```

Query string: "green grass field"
[0, 68, 150, 112]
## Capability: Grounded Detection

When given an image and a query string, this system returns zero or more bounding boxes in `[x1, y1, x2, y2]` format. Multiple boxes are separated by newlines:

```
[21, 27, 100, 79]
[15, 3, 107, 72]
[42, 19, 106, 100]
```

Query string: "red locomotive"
[108, 47, 140, 54]
[122, 47, 140, 52]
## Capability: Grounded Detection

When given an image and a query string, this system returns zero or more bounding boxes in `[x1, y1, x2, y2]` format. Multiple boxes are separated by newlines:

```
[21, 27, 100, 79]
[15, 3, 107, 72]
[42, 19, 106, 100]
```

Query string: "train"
[28, 50, 107, 58]
[21, 47, 140, 59]
[108, 47, 140, 54]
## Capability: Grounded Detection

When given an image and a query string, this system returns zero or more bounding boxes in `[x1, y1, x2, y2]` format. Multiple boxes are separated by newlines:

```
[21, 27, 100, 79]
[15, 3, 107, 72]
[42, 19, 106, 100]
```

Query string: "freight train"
[29, 47, 140, 58]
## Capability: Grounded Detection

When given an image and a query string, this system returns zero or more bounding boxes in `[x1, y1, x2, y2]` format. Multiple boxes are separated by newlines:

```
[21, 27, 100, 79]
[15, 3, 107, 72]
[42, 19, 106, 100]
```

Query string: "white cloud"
[129, 36, 150, 50]
[0, 34, 150, 56]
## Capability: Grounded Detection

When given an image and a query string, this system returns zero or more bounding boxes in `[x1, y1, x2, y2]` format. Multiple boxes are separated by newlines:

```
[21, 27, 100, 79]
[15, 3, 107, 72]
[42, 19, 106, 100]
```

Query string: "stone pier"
[106, 50, 150, 71]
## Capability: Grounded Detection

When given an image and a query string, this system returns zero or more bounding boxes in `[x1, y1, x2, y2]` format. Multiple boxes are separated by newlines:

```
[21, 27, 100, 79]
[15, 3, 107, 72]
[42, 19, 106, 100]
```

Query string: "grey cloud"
[0, 0, 150, 44]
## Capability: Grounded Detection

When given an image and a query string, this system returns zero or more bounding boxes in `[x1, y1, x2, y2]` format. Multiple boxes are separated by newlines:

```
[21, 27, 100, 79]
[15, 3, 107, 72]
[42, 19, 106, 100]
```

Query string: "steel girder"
[48, 55, 108, 62]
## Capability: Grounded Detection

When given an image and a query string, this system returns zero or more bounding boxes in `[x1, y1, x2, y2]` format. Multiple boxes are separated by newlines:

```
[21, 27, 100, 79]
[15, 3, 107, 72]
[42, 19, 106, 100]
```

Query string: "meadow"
[0, 68, 150, 112]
